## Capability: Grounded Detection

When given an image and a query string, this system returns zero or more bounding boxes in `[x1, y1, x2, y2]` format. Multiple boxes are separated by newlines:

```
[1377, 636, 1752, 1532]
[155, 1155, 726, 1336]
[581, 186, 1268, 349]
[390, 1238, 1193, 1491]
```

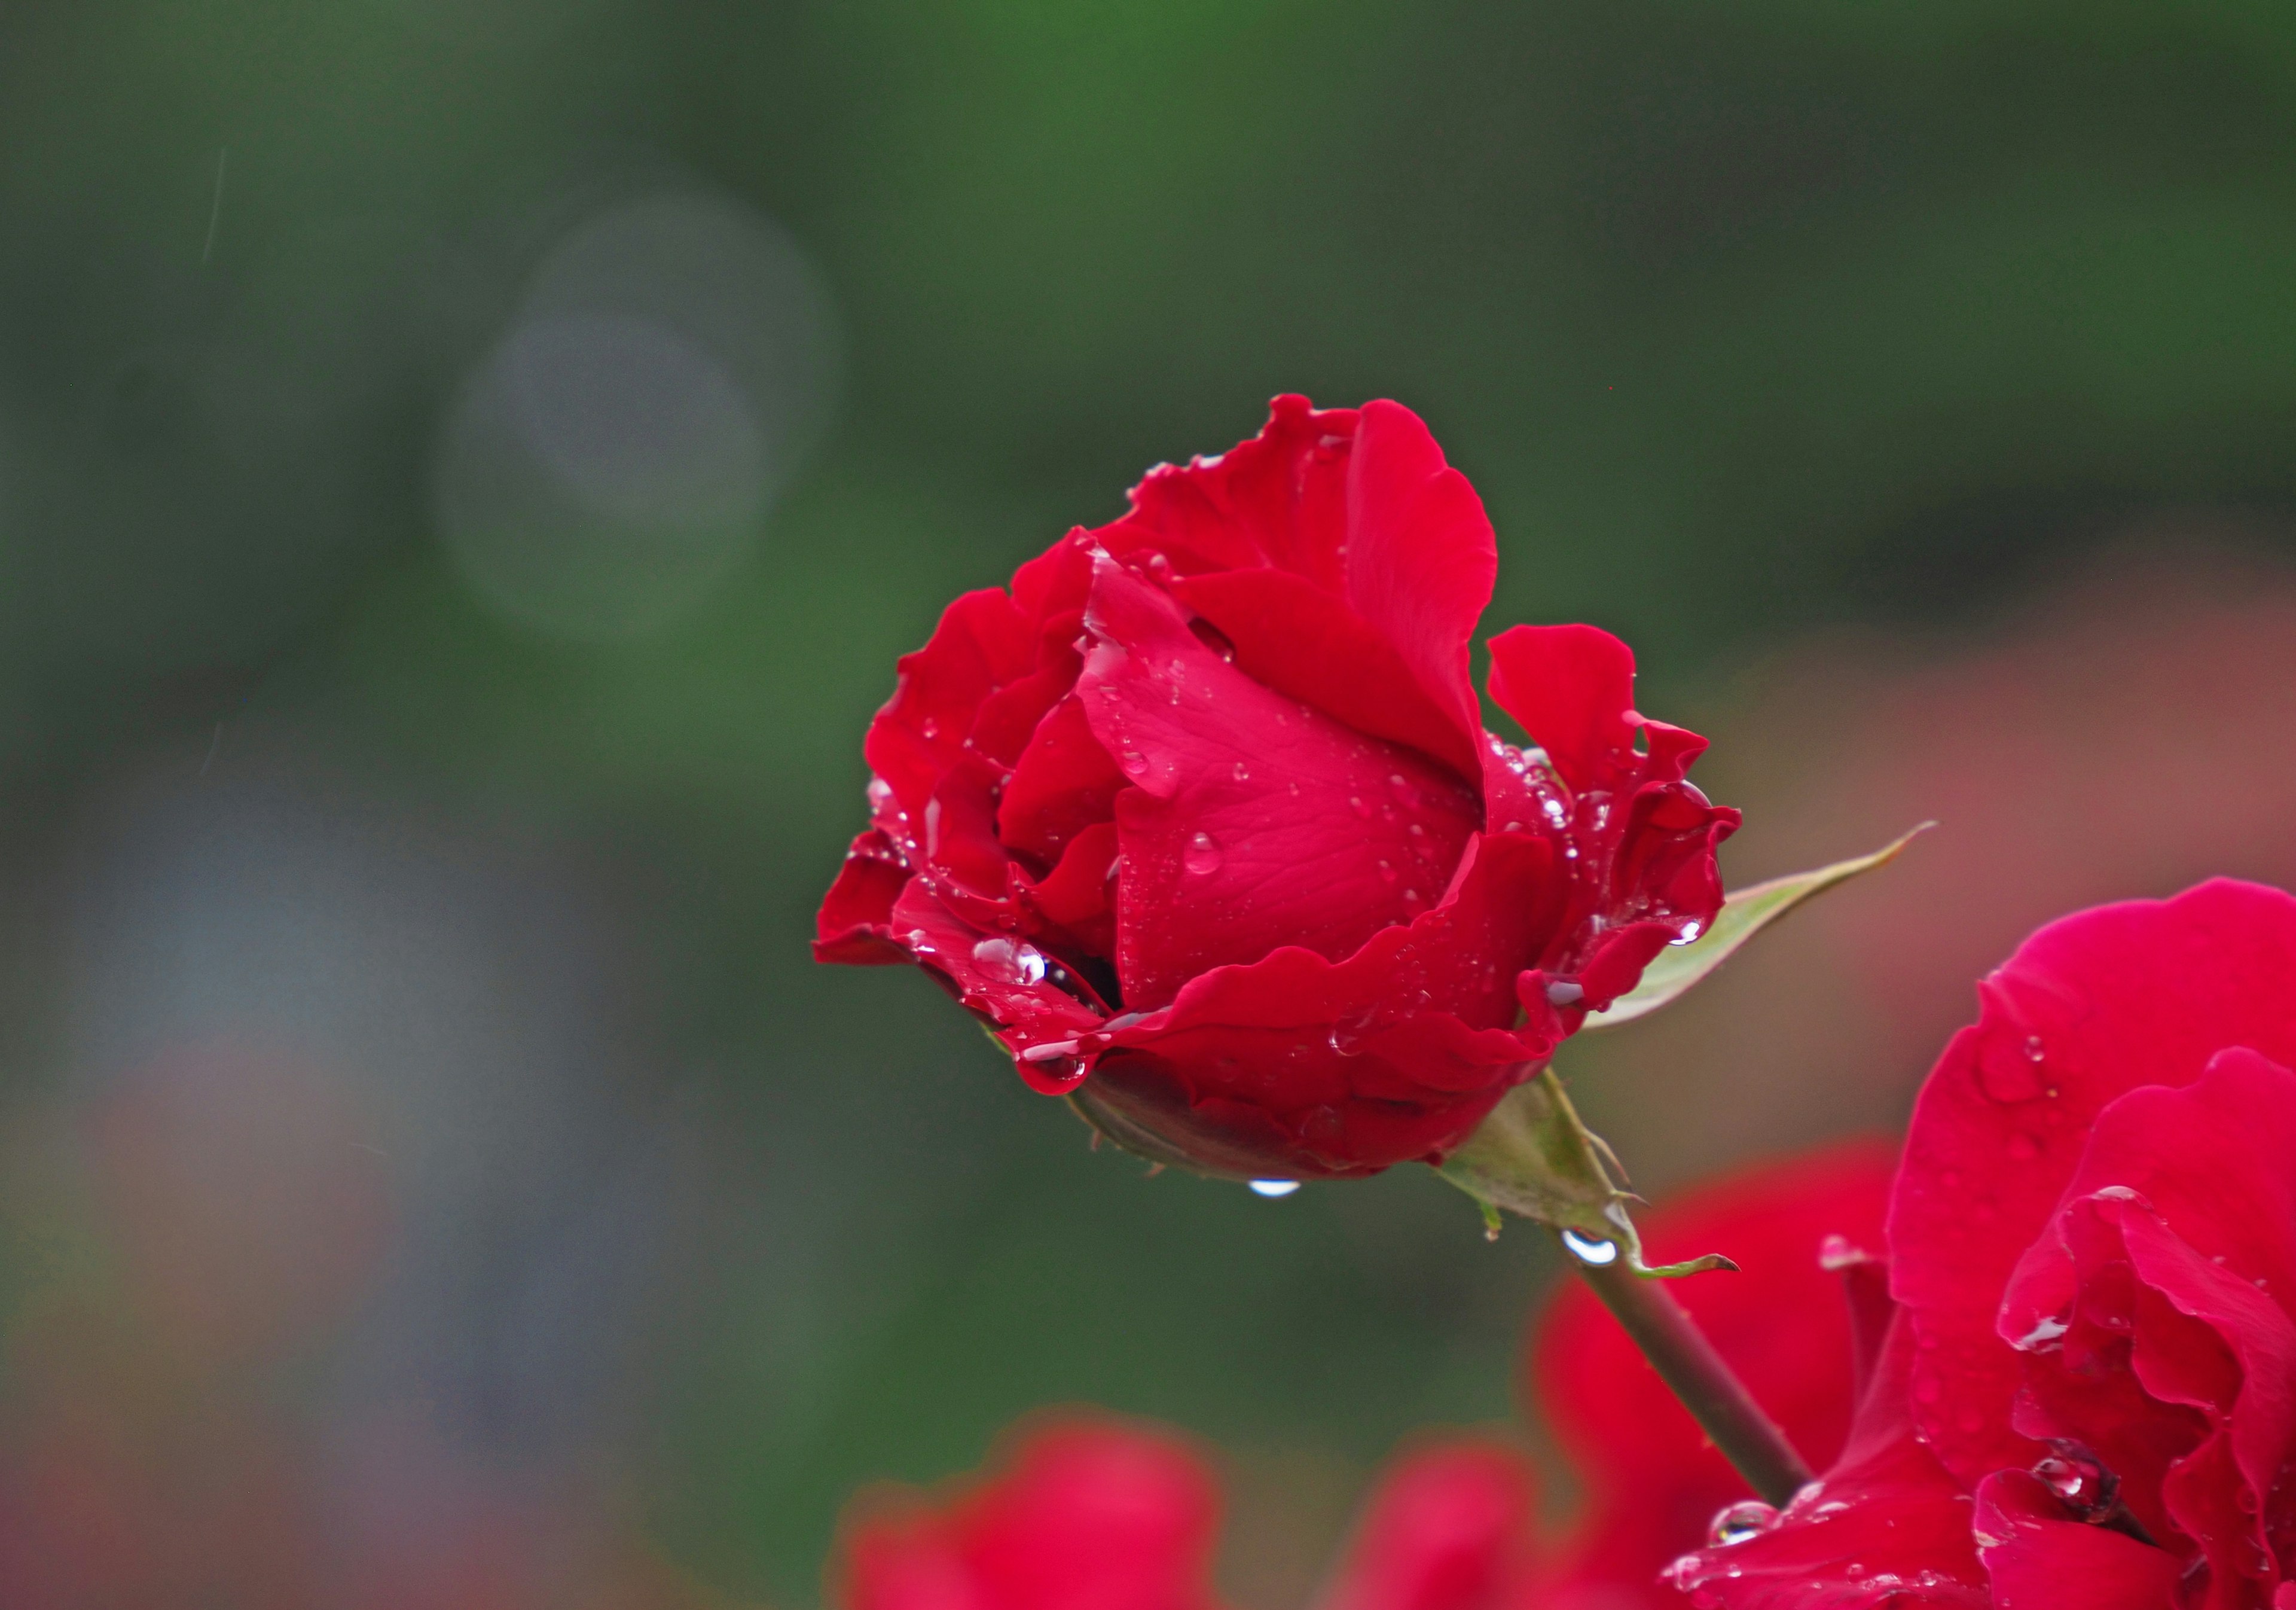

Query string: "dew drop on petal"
[1232, 761, 1250, 782]
[920, 716, 940, 740]
[1545, 979, 1584, 1007]
[866, 777, 893, 810]
[1376, 859, 1398, 884]
[1707, 1501, 1779, 1547]
[1248, 1179, 1300, 1199]
[1349, 796, 1371, 818]
[970, 936, 1048, 986]
[1184, 832, 1223, 876]
[2025, 1035, 2046, 1063]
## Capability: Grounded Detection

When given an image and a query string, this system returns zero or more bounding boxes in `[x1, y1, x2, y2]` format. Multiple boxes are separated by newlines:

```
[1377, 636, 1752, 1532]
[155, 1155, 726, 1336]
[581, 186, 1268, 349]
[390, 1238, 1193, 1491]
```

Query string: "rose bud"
[816, 396, 1736, 1180]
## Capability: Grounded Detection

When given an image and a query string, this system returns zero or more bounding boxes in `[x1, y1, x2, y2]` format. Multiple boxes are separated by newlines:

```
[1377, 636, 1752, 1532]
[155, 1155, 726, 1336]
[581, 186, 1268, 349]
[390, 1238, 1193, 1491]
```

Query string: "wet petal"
[1079, 556, 1478, 1010]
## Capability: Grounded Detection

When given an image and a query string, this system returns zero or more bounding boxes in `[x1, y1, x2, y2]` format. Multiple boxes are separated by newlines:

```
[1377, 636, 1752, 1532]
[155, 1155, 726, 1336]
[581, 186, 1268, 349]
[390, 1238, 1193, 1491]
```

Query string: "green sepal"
[1440, 1068, 1736, 1279]
[1586, 822, 1933, 1031]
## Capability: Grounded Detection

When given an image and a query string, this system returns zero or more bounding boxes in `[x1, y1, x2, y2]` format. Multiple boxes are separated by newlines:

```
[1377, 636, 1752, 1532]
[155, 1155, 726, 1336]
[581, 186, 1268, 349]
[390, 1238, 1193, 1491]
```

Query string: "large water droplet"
[1232, 761, 1250, 782]
[1545, 978, 1585, 1007]
[1669, 919, 1704, 946]
[1248, 1179, 1300, 1199]
[1560, 1228, 1619, 1266]
[971, 935, 1048, 986]
[1706, 1500, 1779, 1547]
[1184, 831, 1222, 875]
[2024, 1035, 2046, 1063]
[866, 776, 893, 810]
[2032, 1444, 2117, 1518]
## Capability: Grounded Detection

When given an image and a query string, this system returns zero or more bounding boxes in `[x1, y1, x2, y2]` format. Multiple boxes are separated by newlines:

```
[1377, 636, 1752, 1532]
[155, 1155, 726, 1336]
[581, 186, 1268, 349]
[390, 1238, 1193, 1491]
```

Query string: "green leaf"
[1439, 1069, 1736, 1277]
[1586, 822, 1933, 1030]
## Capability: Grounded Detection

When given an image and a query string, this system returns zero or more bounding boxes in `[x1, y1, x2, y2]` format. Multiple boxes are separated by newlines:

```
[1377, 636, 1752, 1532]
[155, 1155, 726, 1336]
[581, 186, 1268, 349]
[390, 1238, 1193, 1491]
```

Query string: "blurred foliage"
[5, 0, 2296, 1600]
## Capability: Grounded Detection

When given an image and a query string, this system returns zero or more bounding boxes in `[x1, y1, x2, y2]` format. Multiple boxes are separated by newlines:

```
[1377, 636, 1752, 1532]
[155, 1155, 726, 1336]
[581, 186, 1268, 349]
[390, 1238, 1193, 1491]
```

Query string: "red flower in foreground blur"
[833, 1419, 1226, 1610]
[816, 397, 1736, 1178]
[825, 1141, 1893, 1610]
[1668, 879, 2296, 1608]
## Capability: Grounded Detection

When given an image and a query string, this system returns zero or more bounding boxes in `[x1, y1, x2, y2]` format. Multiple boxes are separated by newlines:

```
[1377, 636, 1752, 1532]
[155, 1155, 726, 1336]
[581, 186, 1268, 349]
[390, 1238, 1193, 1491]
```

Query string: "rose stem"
[1564, 1241, 1815, 1507]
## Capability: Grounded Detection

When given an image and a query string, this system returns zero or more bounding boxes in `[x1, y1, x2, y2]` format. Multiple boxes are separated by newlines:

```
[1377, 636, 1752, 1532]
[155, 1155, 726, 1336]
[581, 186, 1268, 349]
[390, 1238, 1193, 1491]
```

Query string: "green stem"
[1565, 1239, 1815, 1507]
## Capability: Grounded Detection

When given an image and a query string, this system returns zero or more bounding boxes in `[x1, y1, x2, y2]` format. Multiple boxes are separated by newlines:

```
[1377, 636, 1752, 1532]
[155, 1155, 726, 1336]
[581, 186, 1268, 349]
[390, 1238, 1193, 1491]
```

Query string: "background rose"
[1671, 879, 2296, 1607]
[816, 395, 1736, 1179]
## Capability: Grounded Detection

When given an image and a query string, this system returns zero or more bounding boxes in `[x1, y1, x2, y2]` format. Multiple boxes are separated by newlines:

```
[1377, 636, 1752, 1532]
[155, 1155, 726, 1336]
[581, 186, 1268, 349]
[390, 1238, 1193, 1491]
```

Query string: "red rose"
[815, 396, 1736, 1178]
[1669, 879, 2296, 1608]
[832, 1417, 1226, 1610]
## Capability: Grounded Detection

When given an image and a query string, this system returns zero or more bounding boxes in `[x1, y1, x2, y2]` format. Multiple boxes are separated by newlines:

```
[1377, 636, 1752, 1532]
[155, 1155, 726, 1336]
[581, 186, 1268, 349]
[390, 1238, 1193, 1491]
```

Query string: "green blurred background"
[9, 3, 2296, 1604]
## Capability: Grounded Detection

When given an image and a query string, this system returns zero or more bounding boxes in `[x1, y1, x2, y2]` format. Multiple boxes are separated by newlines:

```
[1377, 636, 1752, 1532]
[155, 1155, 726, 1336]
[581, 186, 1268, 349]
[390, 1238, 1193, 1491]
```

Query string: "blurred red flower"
[833, 1417, 1228, 1610]
[816, 395, 1735, 1179]
[825, 1141, 1895, 1610]
[1669, 879, 2296, 1607]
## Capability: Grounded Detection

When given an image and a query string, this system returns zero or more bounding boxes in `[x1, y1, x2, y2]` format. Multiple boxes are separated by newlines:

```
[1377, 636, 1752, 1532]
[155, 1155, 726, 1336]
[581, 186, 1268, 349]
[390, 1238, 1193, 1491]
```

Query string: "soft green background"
[5, 2, 2295, 1600]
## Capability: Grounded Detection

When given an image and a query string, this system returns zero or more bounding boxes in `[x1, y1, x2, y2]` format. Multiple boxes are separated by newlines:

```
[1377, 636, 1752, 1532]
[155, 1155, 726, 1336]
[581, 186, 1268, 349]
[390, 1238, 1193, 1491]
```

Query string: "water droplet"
[1118, 746, 1149, 777]
[1349, 796, 1370, 818]
[1287, 782, 1301, 797]
[1706, 1501, 1778, 1547]
[1248, 1179, 1300, 1199]
[2025, 1035, 2045, 1063]
[1670, 920, 1704, 946]
[1407, 821, 1426, 837]
[1184, 832, 1222, 875]
[1561, 1228, 1618, 1266]
[866, 777, 893, 810]
[920, 716, 940, 740]
[2032, 1444, 2118, 1518]
[970, 936, 1048, 986]
[1147, 553, 1173, 581]
[1544, 978, 1585, 1007]
[1232, 761, 1250, 782]
[1376, 860, 1399, 884]
[1400, 889, 1421, 906]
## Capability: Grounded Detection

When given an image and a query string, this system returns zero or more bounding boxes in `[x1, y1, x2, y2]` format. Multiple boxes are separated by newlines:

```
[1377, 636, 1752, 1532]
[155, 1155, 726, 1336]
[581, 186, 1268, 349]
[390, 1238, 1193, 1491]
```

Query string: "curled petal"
[1972, 1471, 2182, 1610]
[1891, 879, 2296, 1490]
[815, 829, 912, 964]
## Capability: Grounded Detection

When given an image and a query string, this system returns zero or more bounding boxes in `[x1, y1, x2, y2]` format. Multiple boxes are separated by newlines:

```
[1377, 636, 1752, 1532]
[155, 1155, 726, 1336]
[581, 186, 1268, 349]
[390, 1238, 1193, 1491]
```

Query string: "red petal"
[1996, 1048, 2296, 1593]
[1891, 879, 2296, 1492]
[864, 587, 1037, 830]
[1321, 1441, 1539, 1610]
[1074, 833, 1568, 1177]
[1659, 1313, 1988, 1607]
[1078, 556, 1478, 1011]
[887, 882, 1106, 1088]
[814, 830, 913, 964]
[1098, 396, 1494, 777]
[835, 1417, 1223, 1610]
[998, 694, 1126, 870]
[1973, 1471, 2183, 1609]
[1173, 566, 1480, 779]
[1484, 623, 1638, 797]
